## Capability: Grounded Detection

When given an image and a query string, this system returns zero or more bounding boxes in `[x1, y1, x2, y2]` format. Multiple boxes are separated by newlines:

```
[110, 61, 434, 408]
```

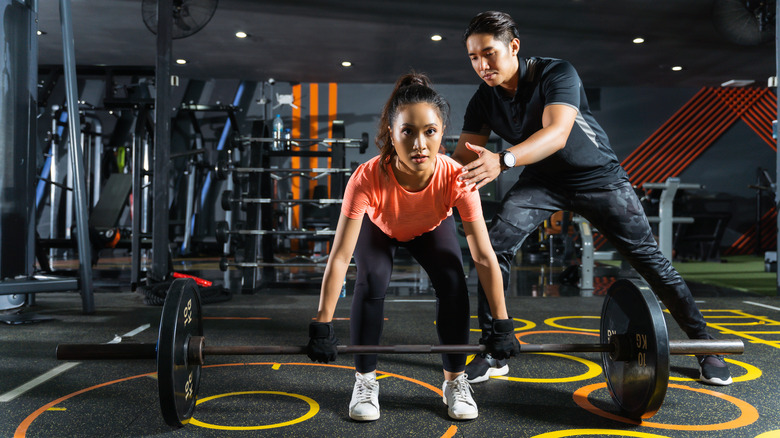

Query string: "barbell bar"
[55, 278, 745, 428]
[221, 189, 342, 211]
[215, 162, 353, 181]
[236, 132, 369, 152]
[215, 220, 336, 245]
[56, 337, 743, 364]
[217, 257, 331, 271]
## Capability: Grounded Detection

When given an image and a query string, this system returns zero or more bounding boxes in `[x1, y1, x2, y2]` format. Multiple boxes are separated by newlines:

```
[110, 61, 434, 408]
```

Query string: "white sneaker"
[442, 374, 478, 420]
[349, 371, 380, 421]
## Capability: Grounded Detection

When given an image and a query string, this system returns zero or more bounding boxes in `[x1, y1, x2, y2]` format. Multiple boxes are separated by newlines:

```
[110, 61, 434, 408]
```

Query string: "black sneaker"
[698, 355, 733, 386]
[465, 354, 508, 384]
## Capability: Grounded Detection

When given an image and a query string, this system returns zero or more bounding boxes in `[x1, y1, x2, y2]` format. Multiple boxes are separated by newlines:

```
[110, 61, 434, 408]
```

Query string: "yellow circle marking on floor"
[756, 430, 780, 438]
[492, 352, 602, 383]
[531, 429, 671, 438]
[189, 390, 318, 430]
[15, 363, 448, 437]
[491, 330, 603, 383]
[669, 356, 761, 383]
[573, 382, 759, 430]
[544, 316, 600, 333]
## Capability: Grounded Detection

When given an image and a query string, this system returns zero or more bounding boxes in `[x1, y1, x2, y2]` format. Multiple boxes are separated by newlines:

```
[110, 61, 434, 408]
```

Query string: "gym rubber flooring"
[2, 265, 780, 437]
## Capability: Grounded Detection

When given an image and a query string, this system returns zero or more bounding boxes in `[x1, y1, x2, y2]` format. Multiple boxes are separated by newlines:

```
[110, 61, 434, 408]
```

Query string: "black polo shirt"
[462, 56, 627, 190]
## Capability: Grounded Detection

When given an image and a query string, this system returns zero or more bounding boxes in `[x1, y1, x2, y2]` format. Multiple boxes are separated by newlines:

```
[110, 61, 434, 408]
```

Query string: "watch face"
[503, 151, 515, 167]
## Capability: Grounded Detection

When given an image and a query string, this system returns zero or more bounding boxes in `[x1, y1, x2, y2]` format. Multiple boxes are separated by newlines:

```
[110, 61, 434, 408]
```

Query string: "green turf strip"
[598, 255, 778, 296]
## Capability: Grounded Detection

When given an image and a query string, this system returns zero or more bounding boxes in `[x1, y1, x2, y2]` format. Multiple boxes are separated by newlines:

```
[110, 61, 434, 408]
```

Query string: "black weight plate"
[221, 190, 233, 211]
[600, 279, 670, 419]
[158, 278, 203, 427]
[215, 220, 229, 245]
[215, 159, 228, 180]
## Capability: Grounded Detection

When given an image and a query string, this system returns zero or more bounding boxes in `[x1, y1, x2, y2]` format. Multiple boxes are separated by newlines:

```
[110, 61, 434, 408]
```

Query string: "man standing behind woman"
[306, 72, 520, 421]
[452, 11, 732, 386]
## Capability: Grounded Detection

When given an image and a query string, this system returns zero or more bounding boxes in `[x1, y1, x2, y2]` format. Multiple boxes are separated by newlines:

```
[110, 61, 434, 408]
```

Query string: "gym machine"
[217, 121, 368, 291]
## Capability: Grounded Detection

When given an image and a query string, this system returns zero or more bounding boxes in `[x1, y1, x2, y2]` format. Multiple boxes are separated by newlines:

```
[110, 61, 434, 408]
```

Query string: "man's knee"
[489, 216, 529, 254]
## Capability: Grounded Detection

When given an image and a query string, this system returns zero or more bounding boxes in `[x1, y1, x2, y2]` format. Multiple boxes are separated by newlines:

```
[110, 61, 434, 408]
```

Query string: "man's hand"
[457, 142, 502, 190]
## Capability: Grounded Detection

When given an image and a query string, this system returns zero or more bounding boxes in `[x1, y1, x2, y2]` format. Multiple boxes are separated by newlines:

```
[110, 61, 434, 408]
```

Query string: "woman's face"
[389, 102, 444, 178]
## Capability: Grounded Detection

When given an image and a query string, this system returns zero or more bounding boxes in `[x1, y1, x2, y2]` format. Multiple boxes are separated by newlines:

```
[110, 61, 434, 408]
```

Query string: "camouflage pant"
[477, 174, 711, 341]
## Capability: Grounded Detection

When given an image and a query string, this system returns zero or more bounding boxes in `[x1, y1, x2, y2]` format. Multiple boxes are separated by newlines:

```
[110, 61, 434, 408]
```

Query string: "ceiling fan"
[712, 0, 776, 45]
[142, 0, 218, 40]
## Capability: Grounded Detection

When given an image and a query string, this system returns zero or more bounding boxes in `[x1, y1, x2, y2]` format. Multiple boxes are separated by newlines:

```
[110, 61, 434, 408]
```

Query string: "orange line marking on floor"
[441, 425, 458, 438]
[573, 382, 759, 430]
[15, 371, 158, 437]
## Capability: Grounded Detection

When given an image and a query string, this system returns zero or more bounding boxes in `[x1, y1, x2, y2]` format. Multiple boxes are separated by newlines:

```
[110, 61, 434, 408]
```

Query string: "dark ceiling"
[36, 0, 777, 88]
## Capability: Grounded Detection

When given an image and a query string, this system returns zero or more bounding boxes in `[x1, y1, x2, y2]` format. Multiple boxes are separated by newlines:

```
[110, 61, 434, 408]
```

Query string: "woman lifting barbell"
[305, 72, 519, 422]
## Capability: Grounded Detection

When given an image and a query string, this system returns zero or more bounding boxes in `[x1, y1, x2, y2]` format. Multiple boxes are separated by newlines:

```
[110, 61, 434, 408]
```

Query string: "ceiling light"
[235, 31, 248, 38]
[176, 59, 187, 65]
[721, 79, 755, 87]
[37, 30, 47, 36]
[341, 61, 352, 67]
[431, 34, 443, 42]
[671, 66, 683, 71]
[632, 37, 644, 44]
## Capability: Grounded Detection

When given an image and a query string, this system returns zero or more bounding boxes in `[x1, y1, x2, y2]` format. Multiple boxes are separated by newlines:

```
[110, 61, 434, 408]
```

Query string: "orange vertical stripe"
[292, 84, 302, 232]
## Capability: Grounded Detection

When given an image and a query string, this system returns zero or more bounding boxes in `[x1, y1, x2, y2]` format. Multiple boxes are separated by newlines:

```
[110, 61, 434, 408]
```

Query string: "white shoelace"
[355, 375, 378, 403]
[450, 376, 474, 404]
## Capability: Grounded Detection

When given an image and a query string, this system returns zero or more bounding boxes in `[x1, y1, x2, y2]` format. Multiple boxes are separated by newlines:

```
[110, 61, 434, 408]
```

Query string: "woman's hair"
[376, 72, 450, 173]
[462, 11, 520, 47]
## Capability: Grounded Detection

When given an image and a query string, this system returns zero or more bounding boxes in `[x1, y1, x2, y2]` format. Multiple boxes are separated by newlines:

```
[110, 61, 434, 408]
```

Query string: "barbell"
[214, 162, 354, 181]
[232, 132, 369, 153]
[215, 220, 336, 245]
[55, 278, 744, 428]
[218, 256, 333, 271]
[221, 189, 342, 211]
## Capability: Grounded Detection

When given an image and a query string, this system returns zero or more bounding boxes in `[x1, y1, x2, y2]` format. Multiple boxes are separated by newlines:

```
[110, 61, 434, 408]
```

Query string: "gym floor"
[2, 256, 780, 438]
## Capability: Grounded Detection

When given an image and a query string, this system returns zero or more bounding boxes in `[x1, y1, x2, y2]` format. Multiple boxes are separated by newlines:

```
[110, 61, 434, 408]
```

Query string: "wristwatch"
[499, 150, 516, 170]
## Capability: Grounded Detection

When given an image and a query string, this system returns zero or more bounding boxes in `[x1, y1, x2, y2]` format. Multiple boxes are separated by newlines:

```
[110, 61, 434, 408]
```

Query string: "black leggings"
[477, 175, 711, 342]
[350, 215, 470, 374]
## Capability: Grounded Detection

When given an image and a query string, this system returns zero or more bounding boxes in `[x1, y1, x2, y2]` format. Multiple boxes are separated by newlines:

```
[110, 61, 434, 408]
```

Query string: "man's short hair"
[463, 11, 520, 46]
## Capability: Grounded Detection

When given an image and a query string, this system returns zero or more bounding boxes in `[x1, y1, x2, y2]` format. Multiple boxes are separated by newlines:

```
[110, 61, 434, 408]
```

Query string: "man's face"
[466, 33, 520, 89]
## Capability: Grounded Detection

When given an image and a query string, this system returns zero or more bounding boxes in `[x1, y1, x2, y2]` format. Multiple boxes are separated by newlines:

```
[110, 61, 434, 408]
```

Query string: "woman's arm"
[315, 214, 363, 322]
[462, 218, 509, 320]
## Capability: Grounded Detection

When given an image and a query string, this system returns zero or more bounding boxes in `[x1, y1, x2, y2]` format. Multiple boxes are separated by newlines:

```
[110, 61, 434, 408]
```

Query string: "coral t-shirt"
[341, 154, 483, 242]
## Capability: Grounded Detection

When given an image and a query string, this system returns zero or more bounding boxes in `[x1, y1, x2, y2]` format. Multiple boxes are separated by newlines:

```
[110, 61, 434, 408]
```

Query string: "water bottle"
[272, 114, 284, 151]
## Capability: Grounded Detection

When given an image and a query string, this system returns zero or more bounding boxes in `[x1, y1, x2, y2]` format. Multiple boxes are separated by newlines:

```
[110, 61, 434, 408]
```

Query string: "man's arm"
[457, 104, 578, 190]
